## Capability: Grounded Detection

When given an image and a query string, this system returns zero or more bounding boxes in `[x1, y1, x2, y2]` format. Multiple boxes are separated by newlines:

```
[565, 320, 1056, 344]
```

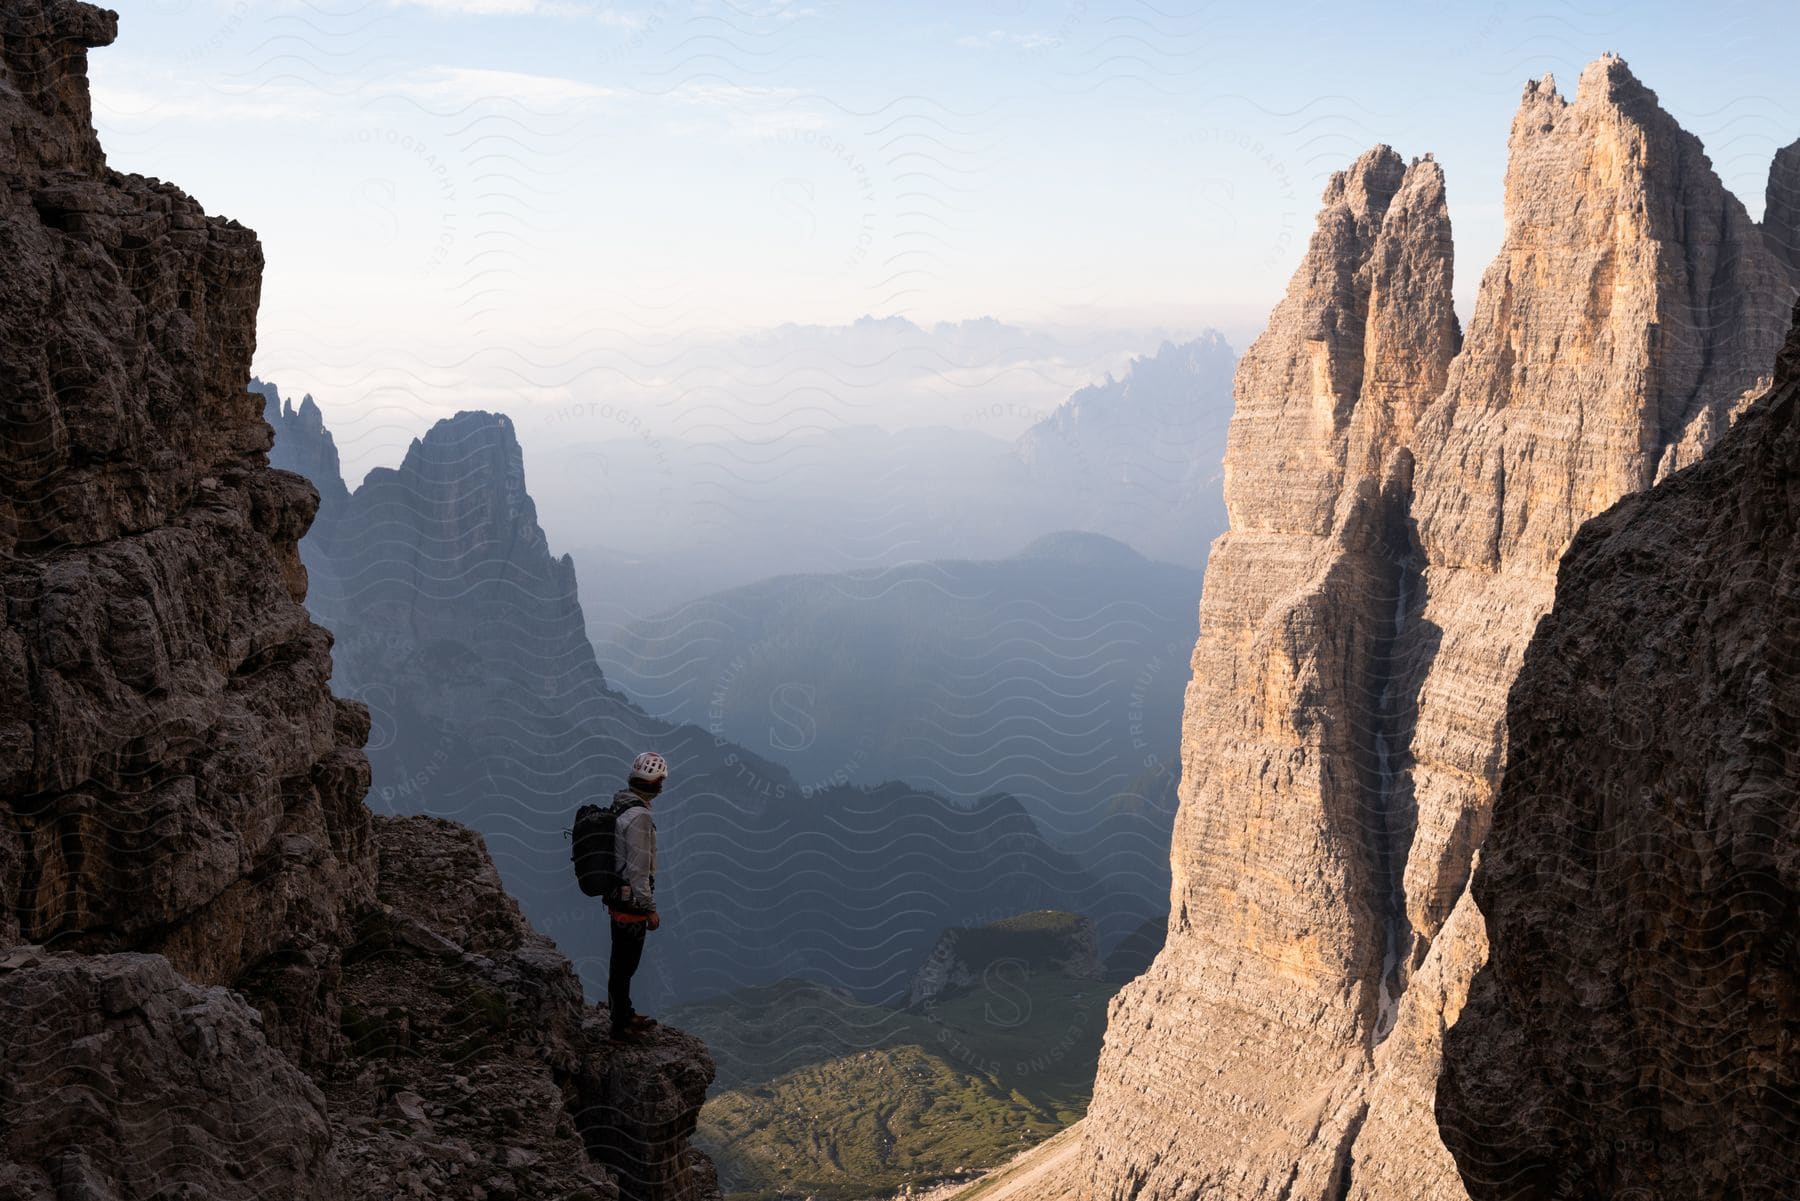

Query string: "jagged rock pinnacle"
[1073, 53, 1800, 1201]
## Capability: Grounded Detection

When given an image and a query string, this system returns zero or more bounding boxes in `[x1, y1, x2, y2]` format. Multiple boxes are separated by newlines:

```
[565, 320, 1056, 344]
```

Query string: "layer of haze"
[93, 0, 1796, 486]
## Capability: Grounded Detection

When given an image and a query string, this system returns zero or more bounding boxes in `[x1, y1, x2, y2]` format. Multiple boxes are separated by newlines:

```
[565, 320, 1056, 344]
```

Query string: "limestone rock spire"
[1223, 144, 1452, 538]
[1074, 54, 1800, 1201]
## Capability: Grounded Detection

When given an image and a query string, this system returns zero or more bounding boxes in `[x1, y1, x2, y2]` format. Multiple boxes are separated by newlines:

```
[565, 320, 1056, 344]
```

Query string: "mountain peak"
[263, 381, 350, 509]
[395, 410, 529, 494]
[1225, 136, 1455, 537]
[1767, 138, 1800, 274]
[1525, 70, 1560, 98]
[1516, 51, 1651, 105]
[1468, 47, 1798, 541]
[1575, 50, 1644, 103]
[416, 408, 518, 445]
[1322, 143, 1407, 223]
[1014, 530, 1148, 568]
[341, 408, 566, 607]
[1515, 53, 1688, 159]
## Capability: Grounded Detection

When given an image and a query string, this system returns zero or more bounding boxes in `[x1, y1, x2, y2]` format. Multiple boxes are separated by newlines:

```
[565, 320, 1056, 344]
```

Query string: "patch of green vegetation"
[933, 909, 1093, 979]
[987, 910, 1086, 935]
[672, 974, 1118, 1201]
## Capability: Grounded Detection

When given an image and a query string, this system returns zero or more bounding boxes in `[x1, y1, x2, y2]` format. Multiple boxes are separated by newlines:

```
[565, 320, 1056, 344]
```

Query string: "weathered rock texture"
[1437, 307, 1800, 1200]
[1, 817, 722, 1201]
[327, 816, 719, 1201]
[0, 6, 717, 1199]
[1076, 56, 1800, 1200]
[0, 946, 339, 1201]
[0, 0, 373, 1043]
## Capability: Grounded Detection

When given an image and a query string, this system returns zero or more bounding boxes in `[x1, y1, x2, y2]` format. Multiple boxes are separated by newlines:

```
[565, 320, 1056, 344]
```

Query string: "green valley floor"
[669, 974, 1118, 1200]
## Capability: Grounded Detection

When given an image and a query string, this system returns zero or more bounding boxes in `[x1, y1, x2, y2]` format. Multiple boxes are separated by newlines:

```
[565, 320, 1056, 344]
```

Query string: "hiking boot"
[629, 1014, 658, 1030]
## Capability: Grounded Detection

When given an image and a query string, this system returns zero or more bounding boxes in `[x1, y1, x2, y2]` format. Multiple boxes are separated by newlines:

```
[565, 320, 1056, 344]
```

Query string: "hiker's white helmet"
[630, 751, 669, 784]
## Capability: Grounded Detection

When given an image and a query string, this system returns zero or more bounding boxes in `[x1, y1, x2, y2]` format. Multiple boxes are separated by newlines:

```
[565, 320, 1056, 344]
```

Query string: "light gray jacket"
[612, 789, 657, 912]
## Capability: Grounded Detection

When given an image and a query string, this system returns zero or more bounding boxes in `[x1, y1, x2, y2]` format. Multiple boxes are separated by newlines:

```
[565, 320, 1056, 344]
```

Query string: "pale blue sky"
[93, 0, 1799, 476]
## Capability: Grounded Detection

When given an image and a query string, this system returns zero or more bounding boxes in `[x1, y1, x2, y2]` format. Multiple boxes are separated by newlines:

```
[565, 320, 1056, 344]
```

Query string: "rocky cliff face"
[0, 0, 372, 1053]
[3, 817, 721, 1201]
[0, 6, 716, 1198]
[1437, 306, 1800, 1200]
[1076, 56, 1800, 1201]
[325, 816, 718, 1201]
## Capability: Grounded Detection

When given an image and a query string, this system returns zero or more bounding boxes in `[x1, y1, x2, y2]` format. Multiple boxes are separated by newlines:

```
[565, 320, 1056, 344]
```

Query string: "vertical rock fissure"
[1326, 1101, 1371, 1201]
[1368, 556, 1415, 1047]
[14, 821, 40, 943]
[1665, 199, 1732, 440]
[1363, 469, 1426, 1050]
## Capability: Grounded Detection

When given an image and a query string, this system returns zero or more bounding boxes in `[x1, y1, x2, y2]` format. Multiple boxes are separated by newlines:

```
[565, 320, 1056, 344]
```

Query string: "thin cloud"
[388, 0, 652, 24]
[665, 81, 830, 139]
[91, 63, 612, 125]
[956, 29, 1061, 51]
[93, 74, 336, 124]
[386, 65, 615, 106]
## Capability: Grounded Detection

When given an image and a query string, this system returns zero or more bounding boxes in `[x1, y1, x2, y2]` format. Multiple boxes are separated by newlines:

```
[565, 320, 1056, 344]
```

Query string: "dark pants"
[608, 917, 648, 1033]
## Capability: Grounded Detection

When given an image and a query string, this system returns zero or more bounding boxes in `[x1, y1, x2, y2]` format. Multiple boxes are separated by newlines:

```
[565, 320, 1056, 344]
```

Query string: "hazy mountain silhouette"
[257, 381, 1101, 1007]
[1015, 333, 1237, 565]
[598, 531, 1201, 931]
[536, 333, 1235, 640]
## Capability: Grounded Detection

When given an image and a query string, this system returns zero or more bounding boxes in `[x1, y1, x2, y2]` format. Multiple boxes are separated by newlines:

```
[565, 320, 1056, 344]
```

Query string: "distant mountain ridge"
[533, 331, 1237, 640]
[1015, 334, 1236, 565]
[259, 384, 1101, 1007]
[598, 529, 1202, 940]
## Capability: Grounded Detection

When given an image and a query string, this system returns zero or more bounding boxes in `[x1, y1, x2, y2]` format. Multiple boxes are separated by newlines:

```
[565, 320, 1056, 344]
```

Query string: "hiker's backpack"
[570, 799, 636, 899]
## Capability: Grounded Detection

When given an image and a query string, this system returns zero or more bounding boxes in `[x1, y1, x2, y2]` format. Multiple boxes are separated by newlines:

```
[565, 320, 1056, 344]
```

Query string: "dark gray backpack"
[570, 797, 640, 898]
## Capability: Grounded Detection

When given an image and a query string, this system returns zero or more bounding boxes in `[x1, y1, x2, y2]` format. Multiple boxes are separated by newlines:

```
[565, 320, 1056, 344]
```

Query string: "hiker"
[606, 751, 665, 1043]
